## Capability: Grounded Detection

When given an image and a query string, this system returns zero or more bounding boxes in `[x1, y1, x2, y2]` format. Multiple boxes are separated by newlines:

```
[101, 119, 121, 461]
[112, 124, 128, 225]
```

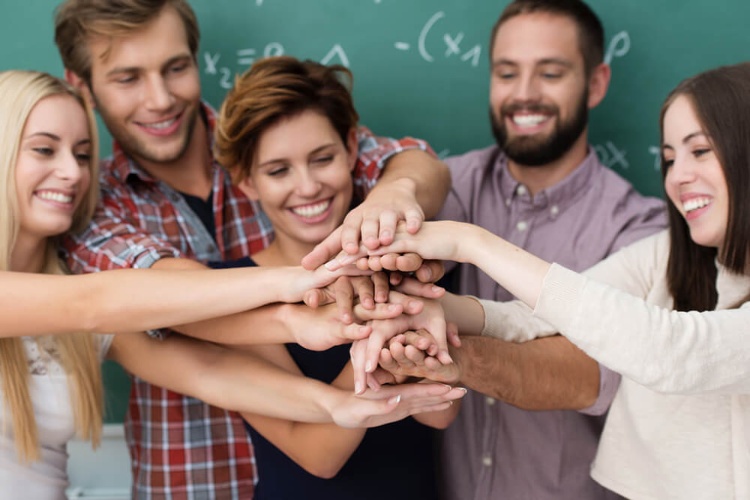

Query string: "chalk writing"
[648, 146, 661, 170]
[394, 11, 481, 67]
[594, 141, 629, 170]
[604, 31, 630, 65]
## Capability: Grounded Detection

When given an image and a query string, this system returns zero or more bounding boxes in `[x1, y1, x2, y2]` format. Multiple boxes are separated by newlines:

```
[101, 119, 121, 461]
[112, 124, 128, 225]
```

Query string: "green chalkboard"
[1, 1, 749, 421]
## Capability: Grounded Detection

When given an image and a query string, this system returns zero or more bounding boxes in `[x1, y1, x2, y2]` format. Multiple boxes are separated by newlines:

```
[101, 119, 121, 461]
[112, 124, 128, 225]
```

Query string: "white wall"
[66, 424, 131, 500]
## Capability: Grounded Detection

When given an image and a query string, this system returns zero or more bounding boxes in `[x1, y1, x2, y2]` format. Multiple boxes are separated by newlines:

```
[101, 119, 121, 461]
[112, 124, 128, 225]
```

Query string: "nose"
[57, 152, 84, 183]
[512, 73, 542, 103]
[667, 155, 697, 185]
[143, 74, 174, 111]
[295, 168, 322, 198]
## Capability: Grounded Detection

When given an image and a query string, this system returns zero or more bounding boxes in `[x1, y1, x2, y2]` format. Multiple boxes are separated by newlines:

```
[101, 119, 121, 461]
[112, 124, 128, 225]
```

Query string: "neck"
[11, 235, 47, 273]
[253, 237, 315, 267]
[137, 115, 213, 199]
[506, 131, 589, 196]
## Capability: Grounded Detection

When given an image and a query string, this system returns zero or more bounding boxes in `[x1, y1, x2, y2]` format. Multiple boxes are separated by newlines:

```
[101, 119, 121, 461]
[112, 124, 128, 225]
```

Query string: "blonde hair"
[0, 70, 102, 462]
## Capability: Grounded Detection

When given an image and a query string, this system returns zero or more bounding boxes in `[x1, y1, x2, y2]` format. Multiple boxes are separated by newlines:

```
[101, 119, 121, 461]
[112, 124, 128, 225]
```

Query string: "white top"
[482, 231, 750, 499]
[0, 334, 114, 500]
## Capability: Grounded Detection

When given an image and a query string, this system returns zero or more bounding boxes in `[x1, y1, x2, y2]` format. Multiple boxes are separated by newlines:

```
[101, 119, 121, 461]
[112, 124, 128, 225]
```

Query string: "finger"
[415, 259, 445, 283]
[394, 276, 445, 300]
[447, 321, 461, 348]
[404, 344, 428, 365]
[389, 271, 404, 287]
[402, 330, 435, 353]
[395, 253, 423, 273]
[378, 347, 399, 373]
[377, 253, 400, 272]
[378, 210, 399, 246]
[388, 290, 424, 315]
[302, 288, 324, 308]
[359, 216, 381, 251]
[367, 255, 384, 272]
[403, 207, 423, 234]
[352, 302, 404, 322]
[372, 272, 390, 303]
[350, 340, 368, 395]
[333, 277, 356, 324]
[301, 226, 344, 270]
[389, 341, 415, 368]
[351, 277, 375, 310]
[365, 372, 382, 391]
[340, 213, 365, 255]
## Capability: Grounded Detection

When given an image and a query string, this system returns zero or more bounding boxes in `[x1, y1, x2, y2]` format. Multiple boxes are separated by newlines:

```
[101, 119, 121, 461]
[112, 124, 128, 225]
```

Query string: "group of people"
[1, 0, 749, 499]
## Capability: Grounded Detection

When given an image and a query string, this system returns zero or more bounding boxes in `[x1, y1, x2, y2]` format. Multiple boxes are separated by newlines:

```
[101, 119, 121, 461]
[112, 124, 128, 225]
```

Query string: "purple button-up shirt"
[437, 145, 667, 500]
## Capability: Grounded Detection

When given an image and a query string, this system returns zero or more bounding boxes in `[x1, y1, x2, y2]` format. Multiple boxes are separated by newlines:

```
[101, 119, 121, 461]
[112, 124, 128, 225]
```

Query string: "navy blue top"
[209, 257, 438, 500]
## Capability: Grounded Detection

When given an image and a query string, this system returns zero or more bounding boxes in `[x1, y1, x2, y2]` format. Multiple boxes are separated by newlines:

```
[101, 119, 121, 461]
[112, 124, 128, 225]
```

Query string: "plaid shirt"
[61, 103, 431, 500]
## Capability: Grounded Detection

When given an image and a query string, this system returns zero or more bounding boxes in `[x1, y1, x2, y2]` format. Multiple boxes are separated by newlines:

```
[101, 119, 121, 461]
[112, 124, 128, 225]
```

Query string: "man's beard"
[491, 92, 588, 167]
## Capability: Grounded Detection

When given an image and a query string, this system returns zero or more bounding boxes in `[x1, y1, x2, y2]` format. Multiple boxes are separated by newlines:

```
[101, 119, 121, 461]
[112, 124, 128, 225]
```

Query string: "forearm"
[456, 335, 599, 410]
[241, 362, 365, 478]
[172, 303, 295, 345]
[0, 265, 302, 338]
[110, 334, 344, 422]
[440, 292, 484, 336]
[374, 149, 450, 219]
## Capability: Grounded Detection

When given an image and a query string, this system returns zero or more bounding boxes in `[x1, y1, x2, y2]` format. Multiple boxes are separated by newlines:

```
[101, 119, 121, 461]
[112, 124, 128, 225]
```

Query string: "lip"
[134, 110, 184, 137]
[679, 193, 712, 221]
[288, 198, 334, 224]
[504, 111, 553, 135]
[34, 189, 77, 210]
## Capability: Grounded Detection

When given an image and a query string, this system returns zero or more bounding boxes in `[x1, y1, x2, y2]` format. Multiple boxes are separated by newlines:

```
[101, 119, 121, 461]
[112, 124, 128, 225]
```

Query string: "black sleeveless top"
[209, 257, 438, 500]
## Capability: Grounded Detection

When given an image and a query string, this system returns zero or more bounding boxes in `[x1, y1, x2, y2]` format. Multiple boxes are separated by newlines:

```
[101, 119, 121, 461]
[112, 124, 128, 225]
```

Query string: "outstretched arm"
[0, 261, 353, 339]
[108, 333, 465, 430]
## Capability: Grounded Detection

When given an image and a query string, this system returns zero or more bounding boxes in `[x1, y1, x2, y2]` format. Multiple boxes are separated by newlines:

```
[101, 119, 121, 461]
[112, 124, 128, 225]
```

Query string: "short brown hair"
[659, 62, 750, 311]
[490, 0, 604, 74]
[54, 0, 200, 83]
[215, 56, 359, 184]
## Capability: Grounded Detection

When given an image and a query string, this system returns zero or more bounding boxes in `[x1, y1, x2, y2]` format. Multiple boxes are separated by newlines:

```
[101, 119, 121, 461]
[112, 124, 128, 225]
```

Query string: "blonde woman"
[0, 70, 464, 499]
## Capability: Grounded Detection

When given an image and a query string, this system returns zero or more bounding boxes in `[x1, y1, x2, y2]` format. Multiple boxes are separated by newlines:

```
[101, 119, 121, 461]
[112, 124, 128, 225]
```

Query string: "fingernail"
[355, 381, 363, 394]
[388, 394, 402, 405]
[432, 285, 443, 293]
[325, 260, 339, 270]
[457, 387, 468, 395]
[365, 361, 373, 372]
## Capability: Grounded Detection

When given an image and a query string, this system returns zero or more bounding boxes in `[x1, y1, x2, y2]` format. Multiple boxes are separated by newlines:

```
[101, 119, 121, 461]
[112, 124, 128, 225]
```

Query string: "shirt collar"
[497, 147, 599, 209]
[107, 101, 218, 186]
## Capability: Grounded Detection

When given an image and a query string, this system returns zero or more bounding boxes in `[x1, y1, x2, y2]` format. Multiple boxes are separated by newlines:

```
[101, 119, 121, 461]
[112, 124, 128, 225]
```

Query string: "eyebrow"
[492, 57, 574, 69]
[257, 143, 337, 168]
[105, 53, 193, 78]
[24, 132, 91, 147]
[662, 131, 708, 149]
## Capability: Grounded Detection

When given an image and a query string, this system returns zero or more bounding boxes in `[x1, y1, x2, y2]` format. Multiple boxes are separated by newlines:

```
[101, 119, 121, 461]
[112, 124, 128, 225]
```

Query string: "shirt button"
[550, 205, 559, 216]
[170, 193, 180, 202]
[485, 397, 496, 406]
[482, 454, 493, 467]
[516, 221, 528, 232]
[516, 185, 527, 196]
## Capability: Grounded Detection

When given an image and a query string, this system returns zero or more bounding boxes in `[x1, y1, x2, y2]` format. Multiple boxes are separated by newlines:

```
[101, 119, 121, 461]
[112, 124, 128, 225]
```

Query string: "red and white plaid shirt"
[62, 103, 431, 500]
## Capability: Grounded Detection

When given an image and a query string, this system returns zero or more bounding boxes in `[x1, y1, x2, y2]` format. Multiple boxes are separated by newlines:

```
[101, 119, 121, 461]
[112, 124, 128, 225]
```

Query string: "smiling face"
[663, 95, 729, 249]
[489, 12, 592, 167]
[15, 94, 92, 246]
[242, 109, 357, 257]
[83, 5, 200, 170]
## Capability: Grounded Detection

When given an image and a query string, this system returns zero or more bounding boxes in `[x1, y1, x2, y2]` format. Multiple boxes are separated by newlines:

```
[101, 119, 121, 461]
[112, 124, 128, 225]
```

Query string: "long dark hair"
[660, 63, 750, 311]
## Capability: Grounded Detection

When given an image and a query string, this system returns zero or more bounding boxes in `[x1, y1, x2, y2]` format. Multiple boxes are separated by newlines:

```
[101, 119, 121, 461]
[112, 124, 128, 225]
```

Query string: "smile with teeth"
[683, 197, 711, 213]
[36, 190, 74, 204]
[291, 199, 331, 218]
[141, 117, 177, 130]
[511, 114, 550, 128]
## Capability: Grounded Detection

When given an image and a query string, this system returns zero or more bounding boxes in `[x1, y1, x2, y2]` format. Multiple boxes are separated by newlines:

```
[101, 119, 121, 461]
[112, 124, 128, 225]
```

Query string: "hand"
[379, 330, 462, 385]
[349, 297, 452, 393]
[303, 273, 392, 324]
[281, 264, 371, 305]
[326, 382, 466, 428]
[301, 178, 424, 270]
[285, 303, 372, 351]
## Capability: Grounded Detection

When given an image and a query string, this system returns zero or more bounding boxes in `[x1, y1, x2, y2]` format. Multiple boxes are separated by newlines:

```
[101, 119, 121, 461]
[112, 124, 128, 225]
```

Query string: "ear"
[346, 127, 359, 172]
[587, 63, 611, 110]
[237, 174, 260, 201]
[65, 69, 96, 109]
